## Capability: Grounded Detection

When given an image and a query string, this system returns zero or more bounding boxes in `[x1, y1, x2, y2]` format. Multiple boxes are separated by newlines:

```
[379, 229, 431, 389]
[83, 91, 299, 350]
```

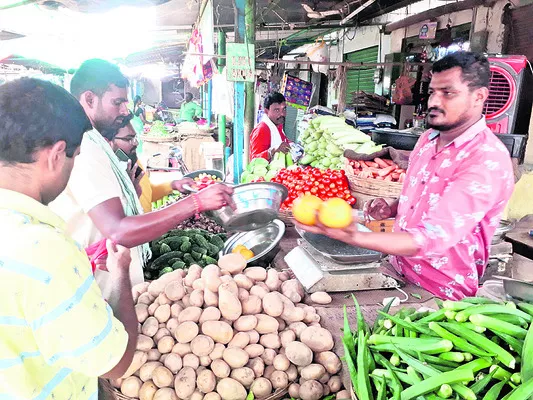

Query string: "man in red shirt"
[250, 92, 291, 160]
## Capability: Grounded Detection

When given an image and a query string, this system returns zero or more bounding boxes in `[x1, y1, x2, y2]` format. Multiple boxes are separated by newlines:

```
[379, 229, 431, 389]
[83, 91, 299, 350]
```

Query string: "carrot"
[366, 161, 379, 168]
[396, 169, 406, 174]
[374, 158, 389, 169]
[391, 172, 400, 180]
[399, 173, 406, 183]
[377, 165, 397, 177]
[384, 175, 393, 181]
[383, 159, 395, 166]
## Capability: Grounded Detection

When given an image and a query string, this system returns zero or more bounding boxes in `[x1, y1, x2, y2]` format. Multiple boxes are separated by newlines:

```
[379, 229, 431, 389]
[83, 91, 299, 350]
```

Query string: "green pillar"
[218, 31, 227, 150]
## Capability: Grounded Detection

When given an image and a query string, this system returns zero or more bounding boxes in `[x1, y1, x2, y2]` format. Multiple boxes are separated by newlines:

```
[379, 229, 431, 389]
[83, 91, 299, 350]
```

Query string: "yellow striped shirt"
[0, 189, 128, 399]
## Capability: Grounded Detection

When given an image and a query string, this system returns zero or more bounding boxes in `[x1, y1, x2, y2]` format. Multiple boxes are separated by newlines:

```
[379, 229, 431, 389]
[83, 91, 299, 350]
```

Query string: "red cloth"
[85, 239, 108, 274]
[249, 121, 289, 161]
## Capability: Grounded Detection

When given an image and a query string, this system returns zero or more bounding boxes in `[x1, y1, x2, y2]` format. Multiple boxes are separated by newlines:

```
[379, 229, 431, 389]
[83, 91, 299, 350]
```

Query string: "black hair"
[70, 58, 129, 100]
[432, 52, 490, 89]
[134, 95, 142, 105]
[0, 78, 92, 164]
[100, 112, 134, 141]
[264, 92, 286, 109]
[185, 92, 193, 101]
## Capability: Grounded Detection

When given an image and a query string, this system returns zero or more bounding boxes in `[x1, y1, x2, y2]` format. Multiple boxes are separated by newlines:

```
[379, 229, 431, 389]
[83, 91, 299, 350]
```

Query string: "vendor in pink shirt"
[298, 52, 514, 300]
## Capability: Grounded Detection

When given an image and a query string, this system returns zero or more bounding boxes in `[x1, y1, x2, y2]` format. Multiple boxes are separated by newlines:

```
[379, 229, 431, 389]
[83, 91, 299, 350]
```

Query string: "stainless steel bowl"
[184, 169, 226, 182]
[207, 182, 288, 232]
[496, 276, 533, 303]
[221, 220, 286, 267]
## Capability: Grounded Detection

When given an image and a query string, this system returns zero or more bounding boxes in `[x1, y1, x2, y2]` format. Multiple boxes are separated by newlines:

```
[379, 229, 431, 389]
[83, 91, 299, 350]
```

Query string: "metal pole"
[243, 0, 255, 167]
[233, 0, 245, 183]
[217, 31, 227, 161]
[207, 79, 212, 124]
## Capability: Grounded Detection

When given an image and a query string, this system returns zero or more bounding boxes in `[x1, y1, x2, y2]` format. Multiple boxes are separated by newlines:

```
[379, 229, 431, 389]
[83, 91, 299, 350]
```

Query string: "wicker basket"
[141, 134, 178, 143]
[344, 161, 403, 198]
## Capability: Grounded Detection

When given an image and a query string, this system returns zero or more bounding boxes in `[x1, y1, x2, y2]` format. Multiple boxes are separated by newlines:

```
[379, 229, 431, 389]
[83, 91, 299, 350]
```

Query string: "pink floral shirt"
[390, 118, 514, 300]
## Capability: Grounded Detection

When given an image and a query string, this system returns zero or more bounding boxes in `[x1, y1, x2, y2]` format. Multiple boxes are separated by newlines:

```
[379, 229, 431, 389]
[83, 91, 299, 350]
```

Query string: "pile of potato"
[113, 253, 349, 400]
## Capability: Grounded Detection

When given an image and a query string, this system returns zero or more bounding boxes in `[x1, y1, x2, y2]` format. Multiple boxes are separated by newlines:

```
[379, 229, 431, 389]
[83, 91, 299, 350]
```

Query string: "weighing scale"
[284, 226, 402, 293]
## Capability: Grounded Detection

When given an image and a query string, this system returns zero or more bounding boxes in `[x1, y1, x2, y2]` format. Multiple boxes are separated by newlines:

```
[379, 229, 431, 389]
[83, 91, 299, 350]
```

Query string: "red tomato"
[322, 178, 331, 185]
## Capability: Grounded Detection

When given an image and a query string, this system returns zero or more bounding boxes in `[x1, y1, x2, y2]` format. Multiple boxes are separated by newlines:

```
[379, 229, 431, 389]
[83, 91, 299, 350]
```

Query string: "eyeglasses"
[114, 136, 139, 145]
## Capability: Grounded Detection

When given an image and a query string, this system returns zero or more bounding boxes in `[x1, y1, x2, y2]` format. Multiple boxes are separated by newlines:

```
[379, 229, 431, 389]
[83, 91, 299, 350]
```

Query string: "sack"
[392, 75, 416, 105]
[85, 239, 108, 274]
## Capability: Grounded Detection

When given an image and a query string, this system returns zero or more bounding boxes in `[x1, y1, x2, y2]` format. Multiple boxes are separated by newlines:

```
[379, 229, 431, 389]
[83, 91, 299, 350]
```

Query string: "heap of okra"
[342, 296, 533, 400]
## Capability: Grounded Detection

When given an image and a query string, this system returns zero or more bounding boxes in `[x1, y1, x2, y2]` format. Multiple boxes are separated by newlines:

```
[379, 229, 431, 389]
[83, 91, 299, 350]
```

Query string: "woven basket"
[141, 134, 178, 143]
[344, 161, 403, 198]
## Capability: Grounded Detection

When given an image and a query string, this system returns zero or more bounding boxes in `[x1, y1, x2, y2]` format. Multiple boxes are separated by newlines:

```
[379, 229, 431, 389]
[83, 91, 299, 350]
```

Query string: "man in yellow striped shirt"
[0, 79, 138, 399]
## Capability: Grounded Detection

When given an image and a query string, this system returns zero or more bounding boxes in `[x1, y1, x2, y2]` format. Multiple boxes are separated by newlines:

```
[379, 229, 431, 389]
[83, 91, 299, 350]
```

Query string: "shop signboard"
[419, 21, 438, 39]
[226, 43, 255, 82]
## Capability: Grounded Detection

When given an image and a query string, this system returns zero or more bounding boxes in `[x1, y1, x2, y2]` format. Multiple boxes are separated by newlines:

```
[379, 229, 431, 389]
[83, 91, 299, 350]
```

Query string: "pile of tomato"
[270, 166, 357, 210]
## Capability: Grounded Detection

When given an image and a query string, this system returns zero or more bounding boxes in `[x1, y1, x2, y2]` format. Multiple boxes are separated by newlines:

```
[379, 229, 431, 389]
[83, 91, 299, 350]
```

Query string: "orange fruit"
[318, 198, 353, 229]
[292, 194, 323, 226]
[232, 245, 247, 254]
[239, 248, 255, 260]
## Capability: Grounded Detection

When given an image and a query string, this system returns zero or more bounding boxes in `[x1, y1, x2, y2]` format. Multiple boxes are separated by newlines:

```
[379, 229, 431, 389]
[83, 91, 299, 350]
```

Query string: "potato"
[202, 264, 221, 278]
[158, 336, 175, 354]
[166, 318, 179, 334]
[164, 281, 185, 302]
[158, 293, 172, 306]
[273, 354, 290, 371]
[288, 383, 300, 399]
[301, 364, 326, 381]
[122, 351, 148, 378]
[261, 292, 283, 317]
[217, 378, 247, 400]
[154, 328, 171, 344]
[315, 351, 341, 374]
[244, 267, 267, 282]
[281, 304, 305, 323]
[285, 341, 313, 367]
[183, 353, 200, 369]
[233, 274, 253, 289]
[148, 270, 184, 297]
[247, 357, 265, 378]
[191, 334, 215, 357]
[151, 366, 173, 389]
[237, 288, 249, 302]
[261, 348, 277, 366]
[211, 359, 231, 378]
[228, 332, 250, 349]
[223, 347, 249, 368]
[286, 364, 298, 381]
[241, 295, 262, 315]
[154, 387, 178, 400]
[178, 306, 202, 324]
[133, 281, 150, 297]
[277, 271, 290, 281]
[147, 349, 161, 361]
[205, 274, 223, 293]
[159, 354, 169, 364]
[300, 380, 324, 400]
[255, 314, 279, 334]
[201, 320, 234, 344]
[247, 330, 260, 344]
[170, 303, 183, 319]
[300, 326, 334, 352]
[204, 288, 219, 307]
[190, 390, 204, 400]
[189, 289, 204, 308]
[270, 370, 288, 390]
[185, 264, 203, 287]
[250, 285, 268, 299]
[327, 375, 342, 393]
[197, 369, 216, 393]
[220, 275, 233, 283]
[259, 334, 281, 350]
[218, 253, 247, 274]
[192, 279, 205, 291]
[265, 269, 281, 291]
[204, 393, 222, 400]
[281, 280, 304, 303]
[142, 317, 159, 337]
[182, 294, 191, 307]
[251, 377, 272, 398]
[304, 312, 320, 324]
[336, 389, 350, 400]
[309, 291, 332, 305]
[138, 292, 154, 305]
[162, 353, 182, 374]
[174, 367, 196, 399]
[174, 321, 199, 344]
[288, 322, 307, 338]
[139, 380, 158, 400]
[280, 330, 296, 348]
[323, 384, 331, 396]
[244, 344, 264, 358]
[277, 318, 287, 331]
[139, 361, 162, 382]
[218, 283, 242, 321]
[227, 367, 254, 388]
[121, 376, 143, 397]
[196, 308, 219, 326]
[209, 343, 226, 360]
[263, 365, 276, 380]
[136, 304, 150, 323]
[137, 334, 154, 351]
[233, 315, 257, 332]
[172, 342, 191, 357]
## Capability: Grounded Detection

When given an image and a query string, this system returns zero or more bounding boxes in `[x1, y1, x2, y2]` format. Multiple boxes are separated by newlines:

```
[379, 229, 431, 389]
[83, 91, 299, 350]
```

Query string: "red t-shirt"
[249, 121, 289, 160]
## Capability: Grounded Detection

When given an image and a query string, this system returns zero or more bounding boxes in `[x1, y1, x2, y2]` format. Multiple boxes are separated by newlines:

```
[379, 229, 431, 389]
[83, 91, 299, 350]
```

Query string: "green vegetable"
[470, 368, 497, 395]
[368, 335, 454, 355]
[437, 384, 453, 399]
[455, 305, 532, 324]
[400, 369, 474, 400]
[203, 255, 217, 265]
[522, 317, 533, 382]
[158, 266, 173, 277]
[209, 235, 225, 249]
[192, 234, 209, 248]
[160, 243, 171, 254]
[180, 240, 192, 253]
[191, 250, 202, 261]
[171, 260, 186, 270]
[183, 253, 195, 265]
[505, 376, 533, 400]
[151, 251, 186, 269]
[428, 322, 491, 356]
[469, 314, 528, 339]
[206, 243, 220, 257]
[481, 379, 508, 400]
[443, 301, 474, 311]
[191, 245, 208, 256]
[438, 352, 465, 363]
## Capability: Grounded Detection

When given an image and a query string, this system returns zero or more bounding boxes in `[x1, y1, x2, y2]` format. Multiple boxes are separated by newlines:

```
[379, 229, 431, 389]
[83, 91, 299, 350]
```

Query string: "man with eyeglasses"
[111, 115, 193, 212]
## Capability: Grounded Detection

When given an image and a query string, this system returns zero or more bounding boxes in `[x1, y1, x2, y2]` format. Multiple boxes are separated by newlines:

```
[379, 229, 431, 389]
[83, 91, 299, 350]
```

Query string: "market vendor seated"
[180, 92, 203, 122]
[297, 52, 515, 300]
[110, 115, 194, 212]
[250, 92, 291, 161]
